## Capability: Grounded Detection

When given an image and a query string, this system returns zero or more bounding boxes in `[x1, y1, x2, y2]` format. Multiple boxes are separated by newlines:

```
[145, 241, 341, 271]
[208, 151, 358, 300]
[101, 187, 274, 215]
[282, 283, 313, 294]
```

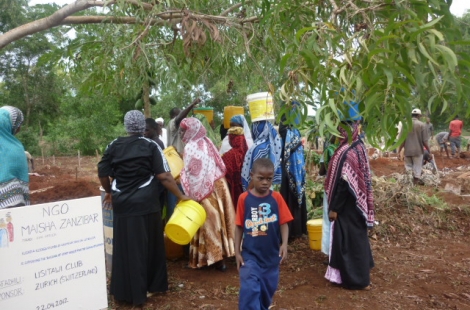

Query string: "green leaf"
[368, 48, 392, 60]
[295, 27, 315, 42]
[407, 46, 419, 64]
[328, 98, 339, 118]
[418, 42, 439, 66]
[440, 98, 448, 115]
[419, 15, 444, 30]
[383, 67, 393, 87]
[279, 53, 292, 74]
[435, 44, 458, 69]
[428, 29, 444, 42]
[300, 50, 318, 69]
[427, 94, 437, 114]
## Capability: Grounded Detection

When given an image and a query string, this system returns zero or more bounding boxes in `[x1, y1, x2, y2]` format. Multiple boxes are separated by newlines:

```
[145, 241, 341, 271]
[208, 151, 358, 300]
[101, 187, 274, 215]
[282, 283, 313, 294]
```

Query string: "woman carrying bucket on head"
[221, 116, 250, 210]
[219, 114, 253, 155]
[179, 117, 236, 271]
[241, 120, 283, 191]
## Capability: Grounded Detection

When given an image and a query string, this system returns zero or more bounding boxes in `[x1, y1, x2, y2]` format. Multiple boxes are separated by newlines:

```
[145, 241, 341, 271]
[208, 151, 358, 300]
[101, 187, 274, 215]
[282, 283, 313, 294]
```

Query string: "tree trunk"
[143, 81, 151, 118]
[21, 74, 32, 127]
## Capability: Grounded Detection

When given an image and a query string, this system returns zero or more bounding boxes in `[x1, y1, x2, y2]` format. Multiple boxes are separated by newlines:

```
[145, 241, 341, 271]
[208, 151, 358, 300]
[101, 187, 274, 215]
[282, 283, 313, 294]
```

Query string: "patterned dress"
[179, 117, 236, 268]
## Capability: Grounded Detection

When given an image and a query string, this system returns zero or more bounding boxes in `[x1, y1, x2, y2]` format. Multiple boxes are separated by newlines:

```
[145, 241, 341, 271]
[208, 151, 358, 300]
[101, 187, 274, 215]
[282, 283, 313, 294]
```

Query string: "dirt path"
[28, 155, 470, 309]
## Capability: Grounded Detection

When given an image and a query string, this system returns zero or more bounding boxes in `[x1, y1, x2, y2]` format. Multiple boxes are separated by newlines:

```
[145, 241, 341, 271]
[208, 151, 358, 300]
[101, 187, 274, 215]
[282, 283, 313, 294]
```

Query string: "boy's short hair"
[252, 158, 274, 173]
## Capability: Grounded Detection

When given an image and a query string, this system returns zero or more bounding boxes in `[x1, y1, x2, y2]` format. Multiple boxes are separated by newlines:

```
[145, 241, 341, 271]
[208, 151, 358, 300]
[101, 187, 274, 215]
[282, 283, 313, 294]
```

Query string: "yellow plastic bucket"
[247, 92, 274, 122]
[165, 200, 207, 245]
[163, 146, 184, 179]
[194, 107, 214, 123]
[307, 219, 323, 250]
[223, 106, 245, 129]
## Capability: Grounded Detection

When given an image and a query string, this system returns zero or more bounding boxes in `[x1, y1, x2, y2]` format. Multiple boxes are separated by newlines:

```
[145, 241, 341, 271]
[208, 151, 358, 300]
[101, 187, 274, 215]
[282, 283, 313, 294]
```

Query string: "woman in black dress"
[98, 110, 189, 307]
[324, 121, 375, 290]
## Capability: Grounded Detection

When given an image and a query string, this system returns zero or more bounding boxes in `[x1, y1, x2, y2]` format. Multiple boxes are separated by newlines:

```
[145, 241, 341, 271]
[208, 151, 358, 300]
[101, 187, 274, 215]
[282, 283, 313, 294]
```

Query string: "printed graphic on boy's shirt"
[245, 203, 278, 237]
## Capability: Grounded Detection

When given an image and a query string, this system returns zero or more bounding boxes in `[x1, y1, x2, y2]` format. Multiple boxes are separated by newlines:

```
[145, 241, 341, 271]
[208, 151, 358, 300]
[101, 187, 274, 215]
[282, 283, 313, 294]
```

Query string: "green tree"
[1, 0, 469, 150]
[0, 3, 67, 154]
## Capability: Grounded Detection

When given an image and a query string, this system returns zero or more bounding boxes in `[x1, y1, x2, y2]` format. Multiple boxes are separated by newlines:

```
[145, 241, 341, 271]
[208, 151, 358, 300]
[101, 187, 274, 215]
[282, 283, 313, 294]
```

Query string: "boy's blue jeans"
[239, 259, 279, 310]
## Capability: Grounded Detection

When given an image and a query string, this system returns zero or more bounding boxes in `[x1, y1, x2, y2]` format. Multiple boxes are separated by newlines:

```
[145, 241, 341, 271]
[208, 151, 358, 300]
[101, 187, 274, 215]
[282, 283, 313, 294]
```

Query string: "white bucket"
[247, 92, 275, 122]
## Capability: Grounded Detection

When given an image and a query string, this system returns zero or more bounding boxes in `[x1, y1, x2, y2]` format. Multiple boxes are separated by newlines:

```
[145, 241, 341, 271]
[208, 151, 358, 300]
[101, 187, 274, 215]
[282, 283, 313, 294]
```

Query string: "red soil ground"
[29, 154, 470, 310]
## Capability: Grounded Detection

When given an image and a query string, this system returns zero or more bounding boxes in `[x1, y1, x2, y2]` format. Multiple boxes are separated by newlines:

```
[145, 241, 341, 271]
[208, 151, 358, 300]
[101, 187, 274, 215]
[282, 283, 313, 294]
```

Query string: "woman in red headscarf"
[179, 117, 236, 270]
[222, 126, 248, 210]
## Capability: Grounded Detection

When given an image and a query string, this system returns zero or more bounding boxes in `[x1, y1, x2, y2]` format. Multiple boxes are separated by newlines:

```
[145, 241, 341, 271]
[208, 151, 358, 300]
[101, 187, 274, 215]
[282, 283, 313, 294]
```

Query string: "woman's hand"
[178, 194, 192, 202]
[103, 192, 112, 210]
[328, 210, 337, 222]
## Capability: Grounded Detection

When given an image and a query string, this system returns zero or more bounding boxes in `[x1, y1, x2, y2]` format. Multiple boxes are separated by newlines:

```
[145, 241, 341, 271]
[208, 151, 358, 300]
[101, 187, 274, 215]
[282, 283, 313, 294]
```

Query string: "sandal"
[215, 261, 227, 272]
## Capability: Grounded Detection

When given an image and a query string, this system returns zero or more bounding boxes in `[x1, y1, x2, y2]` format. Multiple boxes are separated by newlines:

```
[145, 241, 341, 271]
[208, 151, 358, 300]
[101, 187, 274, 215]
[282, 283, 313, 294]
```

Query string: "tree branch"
[0, 0, 94, 49]
[61, 16, 166, 26]
[0, 0, 259, 50]
[220, 1, 251, 17]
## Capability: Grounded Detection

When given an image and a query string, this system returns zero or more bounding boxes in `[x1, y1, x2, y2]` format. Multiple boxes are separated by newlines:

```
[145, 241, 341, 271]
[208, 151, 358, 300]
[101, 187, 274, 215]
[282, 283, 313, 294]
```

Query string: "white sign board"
[0, 196, 108, 310]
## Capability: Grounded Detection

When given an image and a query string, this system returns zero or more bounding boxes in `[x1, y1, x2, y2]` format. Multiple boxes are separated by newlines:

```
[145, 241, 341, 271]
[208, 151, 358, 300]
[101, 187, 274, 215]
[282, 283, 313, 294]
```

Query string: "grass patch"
[422, 194, 449, 210]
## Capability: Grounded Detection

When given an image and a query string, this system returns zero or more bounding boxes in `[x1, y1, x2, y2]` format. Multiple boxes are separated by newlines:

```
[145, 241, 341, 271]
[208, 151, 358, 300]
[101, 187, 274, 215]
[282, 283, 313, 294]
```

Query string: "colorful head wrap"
[180, 117, 226, 201]
[230, 115, 244, 126]
[0, 106, 24, 135]
[241, 120, 282, 190]
[124, 110, 145, 133]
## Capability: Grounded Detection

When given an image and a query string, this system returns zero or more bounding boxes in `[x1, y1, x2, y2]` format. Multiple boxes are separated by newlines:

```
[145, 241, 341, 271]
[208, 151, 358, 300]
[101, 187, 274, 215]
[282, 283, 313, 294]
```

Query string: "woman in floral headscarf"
[179, 117, 236, 270]
[0, 106, 29, 209]
[222, 125, 249, 210]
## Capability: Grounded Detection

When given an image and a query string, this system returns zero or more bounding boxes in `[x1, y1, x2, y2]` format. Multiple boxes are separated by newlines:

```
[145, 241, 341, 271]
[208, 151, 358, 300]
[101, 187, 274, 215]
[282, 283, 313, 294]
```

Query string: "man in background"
[398, 108, 430, 185]
[448, 115, 464, 158]
[144, 118, 165, 150]
[165, 98, 200, 219]
[167, 98, 201, 156]
[156, 117, 168, 149]
[435, 131, 449, 158]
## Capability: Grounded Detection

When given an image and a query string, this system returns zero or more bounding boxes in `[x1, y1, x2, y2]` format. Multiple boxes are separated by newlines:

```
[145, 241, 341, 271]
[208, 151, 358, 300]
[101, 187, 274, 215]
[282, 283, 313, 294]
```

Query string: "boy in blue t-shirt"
[235, 158, 293, 310]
